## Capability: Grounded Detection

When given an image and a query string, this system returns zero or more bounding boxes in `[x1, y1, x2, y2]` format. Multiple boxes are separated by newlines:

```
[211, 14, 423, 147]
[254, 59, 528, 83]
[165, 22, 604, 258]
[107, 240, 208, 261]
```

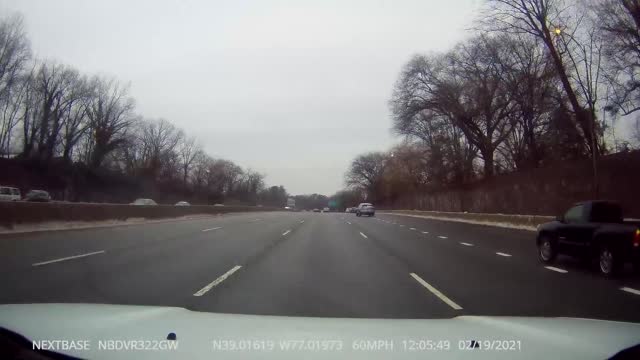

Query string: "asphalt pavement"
[1, 211, 640, 322]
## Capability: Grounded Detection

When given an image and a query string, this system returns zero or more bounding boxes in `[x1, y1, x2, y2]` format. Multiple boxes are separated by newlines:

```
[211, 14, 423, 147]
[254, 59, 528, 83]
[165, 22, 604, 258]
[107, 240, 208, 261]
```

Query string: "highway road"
[1, 211, 640, 322]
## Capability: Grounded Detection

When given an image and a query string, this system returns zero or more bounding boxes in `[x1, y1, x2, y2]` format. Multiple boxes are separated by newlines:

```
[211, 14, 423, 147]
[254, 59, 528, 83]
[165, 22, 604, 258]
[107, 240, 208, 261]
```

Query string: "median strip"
[202, 226, 222, 232]
[410, 273, 462, 310]
[544, 266, 568, 273]
[193, 265, 242, 296]
[32, 250, 105, 267]
[621, 287, 640, 296]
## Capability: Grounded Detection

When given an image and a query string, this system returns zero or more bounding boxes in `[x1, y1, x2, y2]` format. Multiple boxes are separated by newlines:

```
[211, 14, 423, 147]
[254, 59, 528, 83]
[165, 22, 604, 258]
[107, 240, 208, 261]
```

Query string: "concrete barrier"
[0, 201, 280, 230]
[382, 209, 555, 231]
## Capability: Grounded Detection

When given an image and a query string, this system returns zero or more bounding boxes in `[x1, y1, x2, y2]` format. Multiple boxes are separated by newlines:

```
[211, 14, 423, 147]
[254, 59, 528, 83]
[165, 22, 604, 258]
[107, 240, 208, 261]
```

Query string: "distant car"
[323, 207, 330, 212]
[313, 208, 320, 212]
[175, 201, 190, 206]
[0, 186, 21, 201]
[356, 203, 375, 217]
[24, 190, 51, 202]
[131, 198, 157, 206]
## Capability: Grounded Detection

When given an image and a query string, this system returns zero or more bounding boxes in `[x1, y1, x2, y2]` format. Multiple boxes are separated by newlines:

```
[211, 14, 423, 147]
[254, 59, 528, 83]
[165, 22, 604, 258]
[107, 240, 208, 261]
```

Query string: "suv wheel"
[599, 246, 620, 277]
[538, 236, 556, 263]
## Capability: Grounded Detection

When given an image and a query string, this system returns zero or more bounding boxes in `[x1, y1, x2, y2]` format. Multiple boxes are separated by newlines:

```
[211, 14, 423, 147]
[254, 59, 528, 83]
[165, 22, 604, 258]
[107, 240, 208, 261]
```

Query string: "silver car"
[131, 198, 157, 206]
[356, 203, 375, 217]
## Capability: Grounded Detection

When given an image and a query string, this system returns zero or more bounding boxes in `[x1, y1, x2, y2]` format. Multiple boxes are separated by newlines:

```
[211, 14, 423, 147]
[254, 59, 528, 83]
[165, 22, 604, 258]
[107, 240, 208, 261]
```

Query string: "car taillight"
[635, 229, 640, 247]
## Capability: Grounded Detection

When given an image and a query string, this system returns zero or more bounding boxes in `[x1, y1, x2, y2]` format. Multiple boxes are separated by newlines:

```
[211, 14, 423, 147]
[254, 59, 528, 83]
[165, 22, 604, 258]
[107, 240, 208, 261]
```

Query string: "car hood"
[0, 304, 639, 360]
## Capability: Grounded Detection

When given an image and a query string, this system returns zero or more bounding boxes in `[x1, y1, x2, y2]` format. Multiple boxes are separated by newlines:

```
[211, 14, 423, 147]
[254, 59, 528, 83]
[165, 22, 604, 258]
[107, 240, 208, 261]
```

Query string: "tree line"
[0, 13, 287, 205]
[343, 0, 640, 206]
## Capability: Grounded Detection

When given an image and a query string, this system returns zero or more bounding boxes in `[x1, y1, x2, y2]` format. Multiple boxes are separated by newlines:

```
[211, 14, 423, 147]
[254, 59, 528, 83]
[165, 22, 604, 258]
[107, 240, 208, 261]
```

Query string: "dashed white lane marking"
[621, 287, 640, 296]
[437, 236, 448, 239]
[544, 266, 568, 273]
[347, 221, 352, 225]
[459, 242, 474, 246]
[399, 224, 405, 227]
[299, 220, 305, 224]
[496, 252, 512, 257]
[32, 250, 106, 267]
[359, 232, 368, 239]
[282, 230, 291, 236]
[410, 273, 463, 310]
[202, 226, 222, 232]
[409, 228, 416, 230]
[193, 265, 242, 296]
[422, 231, 429, 234]
[252, 218, 262, 222]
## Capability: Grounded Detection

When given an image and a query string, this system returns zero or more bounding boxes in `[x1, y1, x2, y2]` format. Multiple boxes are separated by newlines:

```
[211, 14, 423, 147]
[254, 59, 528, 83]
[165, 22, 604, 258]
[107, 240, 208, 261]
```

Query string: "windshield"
[1, 0, 640, 359]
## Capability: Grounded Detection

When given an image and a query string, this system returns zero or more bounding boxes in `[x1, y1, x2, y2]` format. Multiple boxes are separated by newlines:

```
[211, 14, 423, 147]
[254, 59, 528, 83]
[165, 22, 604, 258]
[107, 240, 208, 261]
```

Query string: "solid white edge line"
[496, 252, 512, 257]
[359, 232, 368, 239]
[193, 265, 242, 296]
[202, 227, 222, 232]
[282, 230, 291, 236]
[544, 266, 568, 273]
[410, 273, 462, 310]
[438, 236, 448, 239]
[32, 250, 106, 267]
[459, 242, 473, 246]
[620, 287, 640, 296]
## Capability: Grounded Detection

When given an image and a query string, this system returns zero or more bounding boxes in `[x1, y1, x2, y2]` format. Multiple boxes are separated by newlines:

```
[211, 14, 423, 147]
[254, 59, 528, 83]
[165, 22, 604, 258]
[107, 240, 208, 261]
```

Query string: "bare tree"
[345, 152, 389, 201]
[177, 136, 201, 187]
[31, 62, 85, 161]
[599, 0, 640, 116]
[0, 13, 30, 102]
[481, 0, 602, 156]
[391, 36, 518, 177]
[138, 118, 183, 180]
[498, 35, 560, 169]
[85, 76, 136, 168]
[0, 69, 30, 156]
[0, 13, 31, 155]
[60, 80, 91, 161]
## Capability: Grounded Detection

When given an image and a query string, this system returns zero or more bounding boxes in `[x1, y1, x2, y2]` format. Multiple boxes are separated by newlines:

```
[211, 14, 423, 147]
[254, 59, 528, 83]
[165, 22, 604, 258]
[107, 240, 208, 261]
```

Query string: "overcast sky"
[0, 0, 481, 195]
